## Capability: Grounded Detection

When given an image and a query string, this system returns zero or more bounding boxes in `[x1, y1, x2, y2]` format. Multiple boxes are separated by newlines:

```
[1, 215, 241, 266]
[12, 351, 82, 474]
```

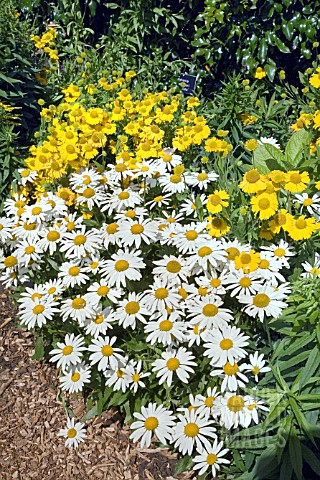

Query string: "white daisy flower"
[192, 439, 230, 477]
[152, 255, 190, 285]
[144, 311, 186, 346]
[107, 161, 135, 182]
[185, 170, 219, 190]
[19, 296, 60, 329]
[180, 194, 207, 218]
[42, 278, 65, 297]
[20, 202, 52, 224]
[112, 292, 150, 329]
[104, 358, 130, 393]
[238, 285, 287, 322]
[123, 360, 150, 393]
[83, 307, 114, 338]
[188, 240, 227, 274]
[187, 295, 233, 329]
[38, 224, 67, 255]
[210, 361, 249, 392]
[195, 387, 221, 418]
[0, 217, 15, 242]
[152, 347, 197, 387]
[203, 325, 249, 366]
[172, 409, 217, 456]
[258, 136, 280, 149]
[118, 217, 158, 248]
[301, 257, 320, 277]
[151, 152, 182, 172]
[13, 239, 43, 267]
[256, 251, 285, 283]
[242, 352, 271, 381]
[88, 335, 124, 371]
[295, 192, 320, 216]
[59, 362, 91, 393]
[260, 240, 295, 268]
[102, 187, 142, 214]
[171, 222, 209, 254]
[143, 277, 182, 313]
[18, 168, 38, 186]
[224, 269, 263, 297]
[130, 403, 176, 448]
[99, 221, 123, 248]
[158, 171, 187, 194]
[86, 281, 123, 306]
[58, 261, 89, 288]
[50, 333, 86, 372]
[160, 209, 185, 227]
[219, 393, 251, 429]
[58, 417, 87, 448]
[185, 323, 208, 347]
[243, 395, 269, 426]
[82, 256, 108, 275]
[196, 272, 228, 296]
[100, 249, 145, 288]
[61, 213, 84, 233]
[12, 220, 41, 243]
[60, 295, 95, 325]
[76, 184, 107, 210]
[145, 193, 171, 210]
[69, 167, 102, 190]
[59, 226, 101, 259]
[42, 192, 68, 219]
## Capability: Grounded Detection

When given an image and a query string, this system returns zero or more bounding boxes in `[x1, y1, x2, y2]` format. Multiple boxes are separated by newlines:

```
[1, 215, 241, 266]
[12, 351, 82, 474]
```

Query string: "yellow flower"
[125, 70, 137, 81]
[309, 69, 320, 88]
[259, 227, 274, 241]
[284, 171, 310, 193]
[62, 84, 81, 103]
[57, 188, 76, 206]
[187, 97, 200, 108]
[206, 216, 230, 237]
[290, 113, 313, 132]
[238, 113, 258, 126]
[268, 209, 293, 235]
[245, 139, 259, 151]
[234, 250, 260, 274]
[251, 192, 278, 220]
[286, 215, 319, 241]
[206, 191, 229, 214]
[254, 67, 267, 79]
[217, 129, 229, 137]
[268, 170, 286, 186]
[239, 170, 267, 194]
[315, 180, 320, 190]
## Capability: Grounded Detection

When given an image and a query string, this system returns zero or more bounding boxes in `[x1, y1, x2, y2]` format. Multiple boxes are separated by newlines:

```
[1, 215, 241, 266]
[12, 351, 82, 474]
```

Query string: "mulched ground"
[0, 289, 195, 480]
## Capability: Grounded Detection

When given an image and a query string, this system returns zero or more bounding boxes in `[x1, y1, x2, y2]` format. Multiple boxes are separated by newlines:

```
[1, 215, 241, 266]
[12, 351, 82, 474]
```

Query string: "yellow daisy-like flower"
[238, 113, 258, 126]
[245, 139, 259, 151]
[206, 216, 230, 237]
[206, 191, 229, 214]
[284, 171, 310, 193]
[286, 215, 319, 241]
[268, 209, 293, 235]
[254, 67, 267, 79]
[234, 250, 260, 273]
[239, 170, 267, 194]
[187, 97, 200, 108]
[315, 180, 320, 190]
[251, 192, 278, 220]
[290, 113, 313, 132]
[309, 68, 320, 88]
[268, 170, 286, 187]
[259, 227, 274, 241]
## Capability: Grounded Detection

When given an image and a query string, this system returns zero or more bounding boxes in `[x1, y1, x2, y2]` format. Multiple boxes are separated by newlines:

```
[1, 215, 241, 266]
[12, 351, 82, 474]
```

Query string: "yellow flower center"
[252, 366, 260, 375]
[72, 297, 86, 309]
[31, 293, 42, 301]
[185, 230, 198, 241]
[197, 172, 208, 181]
[68, 266, 80, 276]
[132, 373, 140, 383]
[21, 169, 30, 178]
[144, 417, 159, 431]
[310, 267, 320, 275]
[62, 345, 73, 356]
[184, 423, 199, 437]
[118, 191, 130, 200]
[116, 369, 124, 378]
[226, 247, 240, 260]
[114, 260, 129, 272]
[101, 345, 114, 356]
[246, 170, 260, 183]
[97, 285, 110, 296]
[253, 293, 270, 308]
[198, 286, 208, 296]
[204, 396, 215, 408]
[209, 194, 222, 206]
[67, 428, 77, 438]
[159, 319, 173, 331]
[74, 234, 86, 245]
[296, 218, 307, 229]
[25, 246, 35, 255]
[198, 246, 212, 257]
[227, 395, 245, 412]
[206, 453, 218, 465]
[47, 230, 60, 242]
[178, 287, 188, 299]
[47, 287, 56, 295]
[4, 256, 17, 268]
[23, 222, 36, 231]
[125, 301, 140, 314]
[210, 278, 221, 288]
[258, 198, 270, 210]
[170, 174, 182, 184]
[303, 198, 313, 206]
[83, 187, 95, 198]
[106, 223, 118, 234]
[66, 145, 76, 154]
[290, 173, 301, 184]
[155, 287, 168, 299]
[93, 315, 104, 324]
[239, 277, 252, 288]
[202, 304, 218, 317]
[115, 163, 127, 172]
[220, 338, 233, 350]
[259, 259, 270, 269]
[33, 305, 45, 315]
[223, 362, 239, 375]
[274, 248, 286, 257]
[71, 372, 81, 382]
[240, 253, 252, 264]
[67, 222, 75, 231]
[82, 175, 91, 185]
[211, 217, 224, 229]
[166, 260, 181, 273]
[166, 357, 180, 371]
[125, 210, 136, 218]
[32, 206, 42, 216]
[131, 224, 144, 234]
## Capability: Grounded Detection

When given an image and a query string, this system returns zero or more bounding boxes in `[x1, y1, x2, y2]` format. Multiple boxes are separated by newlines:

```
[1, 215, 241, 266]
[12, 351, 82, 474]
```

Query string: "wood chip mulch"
[0, 289, 195, 480]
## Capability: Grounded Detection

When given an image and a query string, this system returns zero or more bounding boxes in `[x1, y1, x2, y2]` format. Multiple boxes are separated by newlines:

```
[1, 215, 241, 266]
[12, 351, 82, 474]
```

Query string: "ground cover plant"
[0, 52, 320, 479]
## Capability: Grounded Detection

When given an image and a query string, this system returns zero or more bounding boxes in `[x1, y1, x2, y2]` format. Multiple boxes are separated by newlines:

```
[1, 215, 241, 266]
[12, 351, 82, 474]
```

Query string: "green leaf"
[81, 404, 99, 421]
[32, 335, 44, 360]
[285, 129, 310, 167]
[265, 63, 277, 82]
[288, 432, 302, 480]
[280, 450, 293, 480]
[230, 435, 277, 450]
[274, 35, 290, 53]
[302, 444, 320, 476]
[174, 455, 193, 475]
[252, 145, 272, 174]
[299, 346, 320, 388]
